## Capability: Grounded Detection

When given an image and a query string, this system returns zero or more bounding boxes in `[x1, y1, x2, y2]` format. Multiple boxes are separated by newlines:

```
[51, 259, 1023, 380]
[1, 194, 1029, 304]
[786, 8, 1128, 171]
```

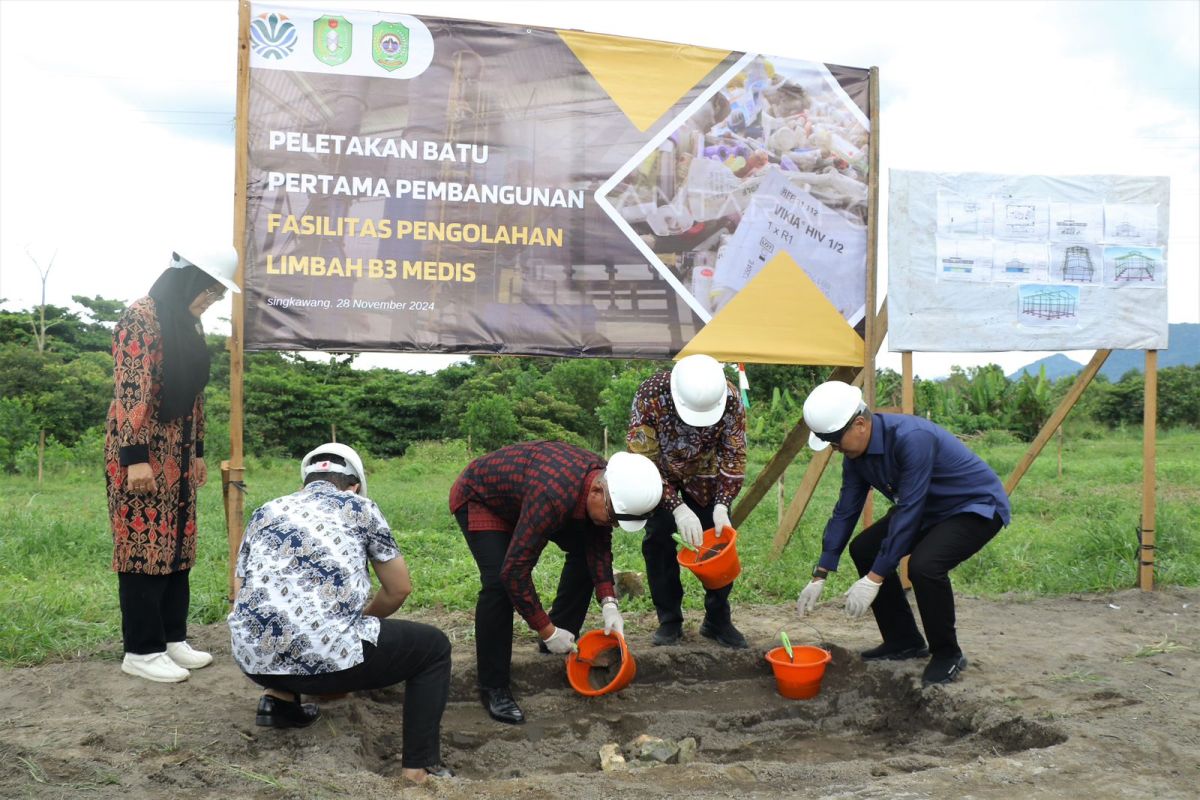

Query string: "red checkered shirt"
[449, 441, 613, 631]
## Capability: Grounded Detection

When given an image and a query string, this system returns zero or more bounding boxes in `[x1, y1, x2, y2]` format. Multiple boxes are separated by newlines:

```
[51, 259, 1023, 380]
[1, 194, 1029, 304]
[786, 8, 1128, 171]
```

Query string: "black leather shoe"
[480, 687, 525, 725]
[922, 654, 968, 686]
[861, 640, 930, 661]
[699, 618, 748, 649]
[255, 694, 320, 728]
[651, 621, 683, 646]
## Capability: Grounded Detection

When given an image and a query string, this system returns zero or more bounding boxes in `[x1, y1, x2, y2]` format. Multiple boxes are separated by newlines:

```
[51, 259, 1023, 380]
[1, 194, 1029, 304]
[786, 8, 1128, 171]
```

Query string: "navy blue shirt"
[819, 413, 1011, 575]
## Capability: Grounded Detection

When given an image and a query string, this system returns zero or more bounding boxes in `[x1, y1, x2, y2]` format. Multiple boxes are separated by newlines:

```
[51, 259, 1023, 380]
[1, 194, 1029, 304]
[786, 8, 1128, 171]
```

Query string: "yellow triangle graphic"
[678, 252, 865, 366]
[558, 30, 731, 131]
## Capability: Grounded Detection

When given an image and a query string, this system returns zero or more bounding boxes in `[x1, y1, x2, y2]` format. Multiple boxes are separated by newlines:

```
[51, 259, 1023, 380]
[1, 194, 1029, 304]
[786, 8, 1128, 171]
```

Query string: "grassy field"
[1, 429, 1197, 667]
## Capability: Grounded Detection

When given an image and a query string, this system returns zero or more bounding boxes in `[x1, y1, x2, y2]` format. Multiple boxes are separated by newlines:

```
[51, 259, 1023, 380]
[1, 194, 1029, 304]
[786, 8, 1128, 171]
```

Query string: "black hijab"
[147, 263, 216, 421]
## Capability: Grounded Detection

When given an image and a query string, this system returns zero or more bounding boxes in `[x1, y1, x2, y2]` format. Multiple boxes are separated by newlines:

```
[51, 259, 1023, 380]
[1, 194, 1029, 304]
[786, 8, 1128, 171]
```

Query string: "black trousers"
[246, 618, 451, 769]
[457, 510, 595, 690]
[641, 495, 733, 626]
[849, 511, 1003, 659]
[117, 569, 190, 654]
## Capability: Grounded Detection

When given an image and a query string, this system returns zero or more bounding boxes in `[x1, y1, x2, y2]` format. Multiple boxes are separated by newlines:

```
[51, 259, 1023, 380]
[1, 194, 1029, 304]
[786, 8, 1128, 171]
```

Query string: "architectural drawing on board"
[1103, 203, 1158, 246]
[1061, 246, 1095, 282]
[1114, 251, 1156, 282]
[1021, 288, 1077, 319]
[993, 197, 1049, 239]
[937, 193, 993, 236]
[935, 237, 992, 282]
[1004, 204, 1037, 234]
[1050, 202, 1103, 243]
[1004, 258, 1031, 276]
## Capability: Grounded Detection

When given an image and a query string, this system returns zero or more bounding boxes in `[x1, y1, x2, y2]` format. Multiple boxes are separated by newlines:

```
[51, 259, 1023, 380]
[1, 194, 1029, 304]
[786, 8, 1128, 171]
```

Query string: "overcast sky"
[1, 0, 1196, 378]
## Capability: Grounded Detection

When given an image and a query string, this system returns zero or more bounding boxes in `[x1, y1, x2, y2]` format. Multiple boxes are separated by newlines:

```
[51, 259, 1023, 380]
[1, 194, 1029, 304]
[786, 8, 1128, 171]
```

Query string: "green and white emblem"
[313, 16, 352, 66]
[372, 21, 409, 72]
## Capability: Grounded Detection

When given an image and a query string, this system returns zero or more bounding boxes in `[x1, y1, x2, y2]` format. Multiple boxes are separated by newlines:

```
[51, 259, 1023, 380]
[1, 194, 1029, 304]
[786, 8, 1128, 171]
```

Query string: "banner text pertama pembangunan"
[265, 131, 584, 207]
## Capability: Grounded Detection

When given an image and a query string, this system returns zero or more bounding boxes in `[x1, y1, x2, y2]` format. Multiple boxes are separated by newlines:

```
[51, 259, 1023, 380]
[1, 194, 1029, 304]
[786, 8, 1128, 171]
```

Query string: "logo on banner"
[313, 16, 352, 66]
[372, 22, 410, 72]
[250, 12, 297, 60]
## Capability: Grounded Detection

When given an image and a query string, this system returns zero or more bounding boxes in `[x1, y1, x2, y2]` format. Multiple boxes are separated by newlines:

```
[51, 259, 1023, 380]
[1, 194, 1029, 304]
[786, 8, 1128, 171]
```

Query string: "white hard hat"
[300, 443, 367, 497]
[170, 245, 241, 294]
[605, 451, 663, 531]
[803, 381, 866, 451]
[670, 354, 728, 427]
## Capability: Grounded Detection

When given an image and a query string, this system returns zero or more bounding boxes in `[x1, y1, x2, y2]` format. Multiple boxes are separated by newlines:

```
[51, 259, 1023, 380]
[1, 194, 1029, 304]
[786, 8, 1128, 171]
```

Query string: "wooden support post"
[1139, 350, 1157, 591]
[863, 66, 881, 412]
[1005, 349, 1110, 496]
[901, 352, 914, 414]
[225, 0, 251, 604]
[733, 301, 887, 527]
[771, 448, 834, 557]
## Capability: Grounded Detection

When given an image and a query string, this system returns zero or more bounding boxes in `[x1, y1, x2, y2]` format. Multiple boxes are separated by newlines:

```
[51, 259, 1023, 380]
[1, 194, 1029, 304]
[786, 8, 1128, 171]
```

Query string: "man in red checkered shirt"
[450, 441, 661, 725]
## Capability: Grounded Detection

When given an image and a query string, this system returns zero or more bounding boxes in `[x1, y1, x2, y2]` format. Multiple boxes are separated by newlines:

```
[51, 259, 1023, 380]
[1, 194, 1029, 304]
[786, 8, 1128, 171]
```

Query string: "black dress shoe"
[922, 654, 968, 686]
[861, 640, 930, 661]
[651, 621, 683, 646]
[699, 618, 748, 649]
[480, 687, 525, 725]
[255, 694, 321, 728]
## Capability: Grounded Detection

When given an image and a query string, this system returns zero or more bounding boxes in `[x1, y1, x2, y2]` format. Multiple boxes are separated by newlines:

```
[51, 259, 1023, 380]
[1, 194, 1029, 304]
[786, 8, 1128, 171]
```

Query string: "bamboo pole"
[223, 0, 251, 604]
[1004, 349, 1110, 496]
[1139, 350, 1157, 591]
[863, 66, 880, 412]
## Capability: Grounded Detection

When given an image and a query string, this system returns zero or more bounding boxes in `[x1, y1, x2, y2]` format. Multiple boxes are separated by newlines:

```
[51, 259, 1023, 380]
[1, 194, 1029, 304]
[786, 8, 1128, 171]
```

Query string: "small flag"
[737, 363, 750, 409]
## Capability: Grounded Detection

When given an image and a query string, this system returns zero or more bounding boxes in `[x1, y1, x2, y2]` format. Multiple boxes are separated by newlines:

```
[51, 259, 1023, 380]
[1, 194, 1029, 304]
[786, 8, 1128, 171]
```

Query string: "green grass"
[1, 429, 1197, 666]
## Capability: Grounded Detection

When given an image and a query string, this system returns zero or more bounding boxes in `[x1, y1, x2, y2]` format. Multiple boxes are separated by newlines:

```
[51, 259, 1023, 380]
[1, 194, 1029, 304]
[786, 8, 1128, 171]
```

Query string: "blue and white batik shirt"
[228, 480, 400, 675]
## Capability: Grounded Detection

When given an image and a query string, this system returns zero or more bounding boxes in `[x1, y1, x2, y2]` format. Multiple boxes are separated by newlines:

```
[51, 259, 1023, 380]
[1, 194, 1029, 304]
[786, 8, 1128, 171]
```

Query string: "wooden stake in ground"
[1139, 350, 1157, 591]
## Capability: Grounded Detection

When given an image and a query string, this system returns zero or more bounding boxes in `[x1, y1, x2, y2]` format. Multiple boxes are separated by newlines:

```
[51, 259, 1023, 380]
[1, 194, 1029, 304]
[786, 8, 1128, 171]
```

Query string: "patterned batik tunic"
[626, 370, 747, 511]
[448, 441, 614, 631]
[228, 481, 401, 675]
[105, 297, 206, 575]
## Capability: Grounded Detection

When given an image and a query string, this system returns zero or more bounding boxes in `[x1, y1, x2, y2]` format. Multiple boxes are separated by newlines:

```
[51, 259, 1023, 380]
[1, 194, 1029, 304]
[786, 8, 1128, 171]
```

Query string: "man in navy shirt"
[796, 381, 1010, 685]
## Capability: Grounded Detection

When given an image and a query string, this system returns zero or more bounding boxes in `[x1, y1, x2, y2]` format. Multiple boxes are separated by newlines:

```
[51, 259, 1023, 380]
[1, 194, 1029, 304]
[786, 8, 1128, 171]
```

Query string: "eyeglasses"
[203, 286, 227, 301]
[814, 414, 859, 446]
[605, 492, 652, 526]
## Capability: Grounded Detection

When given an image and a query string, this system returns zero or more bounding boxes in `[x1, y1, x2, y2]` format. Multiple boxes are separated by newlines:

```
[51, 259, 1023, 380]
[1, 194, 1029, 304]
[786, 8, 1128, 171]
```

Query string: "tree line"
[1, 297, 1196, 474]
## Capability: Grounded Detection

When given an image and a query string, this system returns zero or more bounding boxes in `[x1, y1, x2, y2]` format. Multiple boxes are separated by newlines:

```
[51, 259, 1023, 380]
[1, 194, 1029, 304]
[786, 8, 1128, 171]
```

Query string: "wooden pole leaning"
[223, 0, 252, 605]
[1004, 349, 1111, 496]
[858, 66, 882, 533]
[1139, 350, 1157, 591]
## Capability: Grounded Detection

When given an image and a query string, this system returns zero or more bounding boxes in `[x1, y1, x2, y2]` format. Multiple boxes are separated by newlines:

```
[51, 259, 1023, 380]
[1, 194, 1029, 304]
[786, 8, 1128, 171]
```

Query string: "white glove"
[543, 626, 577, 654]
[844, 576, 883, 618]
[601, 599, 624, 636]
[672, 504, 704, 547]
[712, 504, 732, 537]
[796, 579, 825, 616]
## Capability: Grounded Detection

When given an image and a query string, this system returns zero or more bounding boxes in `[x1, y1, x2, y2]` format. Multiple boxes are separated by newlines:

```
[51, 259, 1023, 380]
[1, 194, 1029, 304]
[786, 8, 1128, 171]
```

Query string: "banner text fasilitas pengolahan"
[263, 172, 585, 208]
[268, 131, 488, 164]
[265, 214, 564, 247]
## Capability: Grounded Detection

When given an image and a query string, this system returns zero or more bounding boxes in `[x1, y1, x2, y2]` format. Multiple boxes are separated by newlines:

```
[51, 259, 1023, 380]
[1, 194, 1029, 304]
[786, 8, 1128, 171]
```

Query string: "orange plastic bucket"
[566, 631, 636, 697]
[765, 645, 832, 699]
[676, 526, 741, 590]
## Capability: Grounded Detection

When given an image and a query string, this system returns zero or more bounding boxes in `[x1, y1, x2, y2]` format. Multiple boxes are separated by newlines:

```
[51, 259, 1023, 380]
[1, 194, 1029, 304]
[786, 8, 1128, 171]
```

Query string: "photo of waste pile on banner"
[243, 2, 871, 364]
[889, 170, 1170, 352]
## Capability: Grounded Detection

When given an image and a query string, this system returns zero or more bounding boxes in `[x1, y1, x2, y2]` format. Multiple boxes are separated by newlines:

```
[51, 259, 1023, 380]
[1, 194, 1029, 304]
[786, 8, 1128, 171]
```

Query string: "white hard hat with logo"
[803, 381, 867, 451]
[670, 354, 729, 427]
[300, 442, 368, 496]
[605, 451, 663, 531]
[170, 244, 241, 294]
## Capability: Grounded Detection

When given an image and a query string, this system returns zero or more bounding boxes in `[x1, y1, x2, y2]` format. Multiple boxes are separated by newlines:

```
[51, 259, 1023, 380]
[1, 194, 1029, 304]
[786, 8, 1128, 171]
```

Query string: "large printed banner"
[889, 171, 1170, 352]
[243, 3, 871, 364]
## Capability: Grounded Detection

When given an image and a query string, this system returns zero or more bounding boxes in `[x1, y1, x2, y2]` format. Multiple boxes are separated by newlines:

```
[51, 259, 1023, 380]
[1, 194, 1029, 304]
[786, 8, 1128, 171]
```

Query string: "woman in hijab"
[105, 246, 240, 683]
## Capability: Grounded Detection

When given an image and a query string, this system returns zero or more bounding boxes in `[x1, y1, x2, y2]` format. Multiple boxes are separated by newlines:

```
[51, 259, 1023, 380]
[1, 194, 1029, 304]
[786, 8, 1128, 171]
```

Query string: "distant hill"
[1008, 323, 1200, 381]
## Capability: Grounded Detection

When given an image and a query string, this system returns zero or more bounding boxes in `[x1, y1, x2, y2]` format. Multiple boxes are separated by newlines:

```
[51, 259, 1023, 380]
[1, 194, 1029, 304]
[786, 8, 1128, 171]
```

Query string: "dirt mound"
[1, 589, 1196, 799]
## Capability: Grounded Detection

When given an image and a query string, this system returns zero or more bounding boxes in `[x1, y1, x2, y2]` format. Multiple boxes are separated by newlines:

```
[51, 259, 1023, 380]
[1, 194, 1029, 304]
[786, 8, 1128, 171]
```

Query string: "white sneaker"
[166, 641, 213, 669]
[122, 652, 190, 683]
